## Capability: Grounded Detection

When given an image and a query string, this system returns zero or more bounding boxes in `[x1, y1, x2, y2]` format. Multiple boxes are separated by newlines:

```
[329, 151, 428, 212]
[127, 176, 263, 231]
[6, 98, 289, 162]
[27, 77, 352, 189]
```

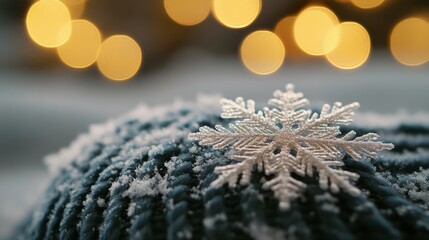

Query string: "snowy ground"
[1, 51, 428, 238]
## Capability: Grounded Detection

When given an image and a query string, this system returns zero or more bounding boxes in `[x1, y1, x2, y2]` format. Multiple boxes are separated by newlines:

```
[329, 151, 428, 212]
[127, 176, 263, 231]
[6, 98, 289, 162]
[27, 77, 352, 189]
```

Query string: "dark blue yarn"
[12, 100, 429, 240]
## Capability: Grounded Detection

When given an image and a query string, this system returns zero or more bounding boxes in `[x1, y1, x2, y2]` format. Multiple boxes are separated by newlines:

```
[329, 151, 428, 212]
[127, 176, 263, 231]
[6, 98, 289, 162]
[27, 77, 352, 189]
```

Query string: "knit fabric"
[14, 97, 429, 240]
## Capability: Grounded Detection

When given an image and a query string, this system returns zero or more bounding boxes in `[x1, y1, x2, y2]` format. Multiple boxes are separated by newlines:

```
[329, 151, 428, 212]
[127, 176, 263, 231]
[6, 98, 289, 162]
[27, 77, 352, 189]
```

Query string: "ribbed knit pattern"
[14, 98, 429, 240]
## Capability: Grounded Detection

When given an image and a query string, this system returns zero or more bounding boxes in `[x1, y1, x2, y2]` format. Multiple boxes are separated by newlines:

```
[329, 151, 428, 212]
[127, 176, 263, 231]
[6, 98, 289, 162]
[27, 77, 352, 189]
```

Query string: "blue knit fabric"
[13, 98, 429, 240]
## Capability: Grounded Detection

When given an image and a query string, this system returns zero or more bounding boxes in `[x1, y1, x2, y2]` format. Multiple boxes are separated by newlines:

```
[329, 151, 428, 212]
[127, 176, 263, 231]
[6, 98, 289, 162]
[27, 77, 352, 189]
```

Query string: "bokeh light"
[240, 30, 285, 75]
[164, 0, 211, 26]
[390, 17, 429, 66]
[57, 20, 102, 68]
[31, 0, 86, 19]
[60, 0, 86, 19]
[274, 16, 307, 61]
[351, 0, 385, 9]
[294, 6, 340, 56]
[97, 35, 142, 81]
[325, 22, 371, 69]
[212, 0, 261, 28]
[26, 0, 72, 48]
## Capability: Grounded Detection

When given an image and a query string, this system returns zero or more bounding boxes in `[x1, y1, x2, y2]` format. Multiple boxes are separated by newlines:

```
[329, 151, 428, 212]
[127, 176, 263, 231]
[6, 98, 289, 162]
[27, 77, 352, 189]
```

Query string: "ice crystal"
[189, 84, 394, 209]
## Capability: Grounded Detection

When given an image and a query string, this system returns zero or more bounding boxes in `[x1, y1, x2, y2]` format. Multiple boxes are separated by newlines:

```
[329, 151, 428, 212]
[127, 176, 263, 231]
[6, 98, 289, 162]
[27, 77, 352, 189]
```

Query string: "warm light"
[60, 0, 86, 18]
[325, 22, 371, 69]
[240, 30, 285, 75]
[26, 0, 72, 48]
[351, 0, 384, 9]
[97, 35, 142, 81]
[31, 0, 86, 19]
[164, 0, 211, 26]
[212, 0, 261, 28]
[294, 6, 340, 56]
[390, 18, 429, 66]
[274, 16, 307, 60]
[57, 20, 102, 68]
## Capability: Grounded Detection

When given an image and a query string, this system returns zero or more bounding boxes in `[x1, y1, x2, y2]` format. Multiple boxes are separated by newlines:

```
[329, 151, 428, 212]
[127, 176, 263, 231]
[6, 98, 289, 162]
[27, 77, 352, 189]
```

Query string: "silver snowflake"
[189, 84, 394, 209]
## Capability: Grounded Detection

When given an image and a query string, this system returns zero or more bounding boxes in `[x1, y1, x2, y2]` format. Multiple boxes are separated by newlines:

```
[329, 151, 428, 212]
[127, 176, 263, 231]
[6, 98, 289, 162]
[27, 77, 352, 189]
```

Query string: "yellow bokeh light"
[240, 30, 285, 75]
[164, 0, 211, 26]
[212, 0, 261, 28]
[274, 16, 307, 60]
[325, 22, 371, 69]
[61, 0, 86, 18]
[97, 35, 142, 81]
[26, 0, 72, 48]
[351, 0, 384, 9]
[390, 17, 429, 66]
[57, 20, 102, 68]
[294, 6, 340, 56]
[31, 0, 86, 18]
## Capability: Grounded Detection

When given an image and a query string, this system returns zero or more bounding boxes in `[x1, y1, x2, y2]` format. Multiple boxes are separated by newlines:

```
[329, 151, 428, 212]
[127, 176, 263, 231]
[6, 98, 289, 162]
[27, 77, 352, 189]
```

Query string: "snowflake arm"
[298, 148, 360, 195]
[268, 84, 309, 112]
[220, 97, 279, 133]
[211, 160, 254, 188]
[189, 84, 394, 209]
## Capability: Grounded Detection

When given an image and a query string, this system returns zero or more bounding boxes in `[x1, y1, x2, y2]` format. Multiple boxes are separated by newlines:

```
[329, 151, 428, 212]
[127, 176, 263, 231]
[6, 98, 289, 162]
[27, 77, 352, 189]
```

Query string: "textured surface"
[13, 97, 429, 240]
[190, 85, 393, 209]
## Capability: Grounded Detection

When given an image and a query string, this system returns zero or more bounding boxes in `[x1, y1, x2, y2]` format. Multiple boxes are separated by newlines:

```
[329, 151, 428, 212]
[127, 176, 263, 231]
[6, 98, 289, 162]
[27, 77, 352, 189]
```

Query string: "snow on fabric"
[11, 95, 429, 240]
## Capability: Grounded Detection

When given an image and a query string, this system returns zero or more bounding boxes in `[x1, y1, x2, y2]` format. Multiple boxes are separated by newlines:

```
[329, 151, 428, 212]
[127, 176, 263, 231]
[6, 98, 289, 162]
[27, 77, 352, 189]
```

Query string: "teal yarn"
[14, 98, 429, 240]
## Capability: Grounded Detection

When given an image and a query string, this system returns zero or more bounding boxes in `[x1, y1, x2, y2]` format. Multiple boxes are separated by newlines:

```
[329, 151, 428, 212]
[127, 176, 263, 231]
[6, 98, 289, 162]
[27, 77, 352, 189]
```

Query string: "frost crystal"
[189, 84, 394, 209]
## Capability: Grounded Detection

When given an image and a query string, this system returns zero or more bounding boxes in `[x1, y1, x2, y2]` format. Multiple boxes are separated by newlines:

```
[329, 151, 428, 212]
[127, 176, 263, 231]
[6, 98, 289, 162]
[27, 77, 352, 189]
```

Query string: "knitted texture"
[14, 97, 429, 240]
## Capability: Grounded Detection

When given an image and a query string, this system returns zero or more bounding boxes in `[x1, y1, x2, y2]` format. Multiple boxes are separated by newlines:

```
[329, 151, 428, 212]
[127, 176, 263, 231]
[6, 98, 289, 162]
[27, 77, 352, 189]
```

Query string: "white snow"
[321, 203, 340, 214]
[247, 222, 286, 240]
[202, 213, 226, 229]
[177, 228, 192, 239]
[123, 169, 169, 199]
[127, 202, 137, 217]
[97, 198, 106, 208]
[189, 146, 198, 154]
[43, 97, 220, 177]
[148, 145, 165, 158]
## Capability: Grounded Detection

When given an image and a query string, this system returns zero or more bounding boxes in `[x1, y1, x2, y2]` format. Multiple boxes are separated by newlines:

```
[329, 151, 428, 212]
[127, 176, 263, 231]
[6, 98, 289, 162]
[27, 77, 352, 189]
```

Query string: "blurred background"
[1, 0, 429, 237]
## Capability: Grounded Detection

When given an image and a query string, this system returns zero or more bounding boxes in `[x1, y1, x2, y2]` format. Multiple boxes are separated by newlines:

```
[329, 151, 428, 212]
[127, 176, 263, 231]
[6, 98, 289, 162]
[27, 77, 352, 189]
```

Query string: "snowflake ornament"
[189, 84, 394, 209]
